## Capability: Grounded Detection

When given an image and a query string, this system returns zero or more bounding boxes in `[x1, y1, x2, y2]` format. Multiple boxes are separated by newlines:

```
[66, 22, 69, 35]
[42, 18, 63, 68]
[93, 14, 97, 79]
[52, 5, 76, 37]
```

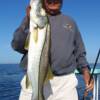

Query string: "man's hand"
[82, 67, 94, 92]
[85, 78, 94, 92]
[26, 5, 31, 18]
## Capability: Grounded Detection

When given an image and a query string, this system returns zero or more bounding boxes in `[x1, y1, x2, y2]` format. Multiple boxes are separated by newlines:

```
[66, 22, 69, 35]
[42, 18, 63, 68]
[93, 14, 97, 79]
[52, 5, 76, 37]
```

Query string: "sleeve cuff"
[77, 64, 91, 74]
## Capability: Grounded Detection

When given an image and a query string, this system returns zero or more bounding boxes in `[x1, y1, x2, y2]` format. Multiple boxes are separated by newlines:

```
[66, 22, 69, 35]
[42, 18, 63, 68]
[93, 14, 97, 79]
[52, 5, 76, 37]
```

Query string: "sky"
[0, 0, 100, 64]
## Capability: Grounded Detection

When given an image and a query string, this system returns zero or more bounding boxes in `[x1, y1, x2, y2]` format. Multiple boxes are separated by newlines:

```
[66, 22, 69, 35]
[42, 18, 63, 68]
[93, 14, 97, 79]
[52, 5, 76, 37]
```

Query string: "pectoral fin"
[33, 28, 38, 43]
[26, 74, 31, 89]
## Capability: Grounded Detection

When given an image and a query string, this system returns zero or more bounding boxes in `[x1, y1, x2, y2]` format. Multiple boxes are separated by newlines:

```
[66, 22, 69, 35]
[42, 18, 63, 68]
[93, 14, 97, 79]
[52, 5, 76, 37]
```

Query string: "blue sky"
[0, 0, 100, 64]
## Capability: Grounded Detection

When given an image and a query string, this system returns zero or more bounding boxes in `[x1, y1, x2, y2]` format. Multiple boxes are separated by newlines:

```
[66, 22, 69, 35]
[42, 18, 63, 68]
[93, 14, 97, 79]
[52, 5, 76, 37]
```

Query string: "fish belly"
[28, 20, 47, 99]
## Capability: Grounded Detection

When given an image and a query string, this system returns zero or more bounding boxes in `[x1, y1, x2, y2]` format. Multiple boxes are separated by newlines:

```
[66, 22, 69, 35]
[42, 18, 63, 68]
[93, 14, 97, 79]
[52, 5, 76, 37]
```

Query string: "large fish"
[27, 0, 50, 100]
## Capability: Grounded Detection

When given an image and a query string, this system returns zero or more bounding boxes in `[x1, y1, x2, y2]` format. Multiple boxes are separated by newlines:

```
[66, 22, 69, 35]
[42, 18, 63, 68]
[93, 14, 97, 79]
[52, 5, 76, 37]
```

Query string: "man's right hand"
[26, 5, 31, 19]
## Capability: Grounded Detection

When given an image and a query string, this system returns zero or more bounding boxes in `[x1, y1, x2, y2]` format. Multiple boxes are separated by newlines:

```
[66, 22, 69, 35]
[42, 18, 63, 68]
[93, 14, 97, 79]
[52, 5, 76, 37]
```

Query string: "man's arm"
[11, 6, 31, 54]
[74, 27, 94, 91]
[11, 16, 29, 54]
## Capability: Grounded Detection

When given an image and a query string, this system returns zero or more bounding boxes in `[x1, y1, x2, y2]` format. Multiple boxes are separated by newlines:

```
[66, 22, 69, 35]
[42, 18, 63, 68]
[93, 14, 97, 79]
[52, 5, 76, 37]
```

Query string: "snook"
[27, 0, 50, 100]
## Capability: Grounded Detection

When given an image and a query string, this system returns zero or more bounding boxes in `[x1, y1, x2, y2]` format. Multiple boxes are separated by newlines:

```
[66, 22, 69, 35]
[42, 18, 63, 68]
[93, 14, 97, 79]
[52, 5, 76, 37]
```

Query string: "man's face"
[43, 0, 62, 15]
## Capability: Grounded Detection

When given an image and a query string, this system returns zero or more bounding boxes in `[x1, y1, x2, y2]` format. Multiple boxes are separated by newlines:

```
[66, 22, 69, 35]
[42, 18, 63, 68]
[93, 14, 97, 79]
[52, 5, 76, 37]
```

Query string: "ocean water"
[0, 64, 100, 100]
[0, 64, 24, 100]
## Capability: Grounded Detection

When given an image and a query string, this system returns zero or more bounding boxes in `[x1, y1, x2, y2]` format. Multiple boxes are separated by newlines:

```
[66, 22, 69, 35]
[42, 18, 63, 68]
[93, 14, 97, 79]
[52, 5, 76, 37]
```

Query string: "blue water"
[0, 64, 24, 100]
[0, 64, 100, 100]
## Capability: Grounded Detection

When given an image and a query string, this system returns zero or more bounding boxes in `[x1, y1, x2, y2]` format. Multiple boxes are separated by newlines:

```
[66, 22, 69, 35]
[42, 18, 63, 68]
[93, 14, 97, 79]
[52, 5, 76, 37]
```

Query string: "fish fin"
[24, 33, 30, 50]
[33, 27, 38, 43]
[44, 65, 54, 84]
[26, 74, 31, 89]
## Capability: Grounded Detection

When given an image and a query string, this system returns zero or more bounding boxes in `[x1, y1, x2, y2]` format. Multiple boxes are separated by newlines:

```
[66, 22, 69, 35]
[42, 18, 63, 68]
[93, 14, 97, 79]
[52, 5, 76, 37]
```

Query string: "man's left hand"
[85, 78, 94, 92]
[82, 67, 94, 92]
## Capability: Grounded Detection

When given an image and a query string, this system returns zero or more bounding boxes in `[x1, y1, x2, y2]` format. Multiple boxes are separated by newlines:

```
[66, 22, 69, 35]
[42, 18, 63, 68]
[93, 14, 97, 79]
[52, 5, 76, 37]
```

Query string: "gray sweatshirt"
[11, 13, 90, 75]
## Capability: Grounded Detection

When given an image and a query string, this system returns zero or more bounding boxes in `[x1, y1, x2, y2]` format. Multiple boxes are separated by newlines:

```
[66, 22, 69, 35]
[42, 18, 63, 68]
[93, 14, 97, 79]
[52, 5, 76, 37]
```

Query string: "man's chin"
[48, 10, 60, 15]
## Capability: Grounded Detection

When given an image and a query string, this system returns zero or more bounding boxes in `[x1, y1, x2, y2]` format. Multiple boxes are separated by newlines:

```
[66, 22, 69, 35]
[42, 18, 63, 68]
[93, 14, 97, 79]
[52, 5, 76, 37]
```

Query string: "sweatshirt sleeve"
[11, 16, 29, 54]
[74, 25, 91, 73]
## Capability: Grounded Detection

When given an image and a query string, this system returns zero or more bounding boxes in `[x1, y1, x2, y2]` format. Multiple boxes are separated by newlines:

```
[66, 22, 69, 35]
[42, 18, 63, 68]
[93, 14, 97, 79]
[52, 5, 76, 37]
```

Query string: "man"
[11, 0, 94, 100]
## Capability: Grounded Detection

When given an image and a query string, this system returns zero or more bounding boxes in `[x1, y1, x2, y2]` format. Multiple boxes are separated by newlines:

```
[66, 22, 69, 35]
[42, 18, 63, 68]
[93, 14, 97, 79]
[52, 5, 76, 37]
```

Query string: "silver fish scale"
[27, 0, 49, 100]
